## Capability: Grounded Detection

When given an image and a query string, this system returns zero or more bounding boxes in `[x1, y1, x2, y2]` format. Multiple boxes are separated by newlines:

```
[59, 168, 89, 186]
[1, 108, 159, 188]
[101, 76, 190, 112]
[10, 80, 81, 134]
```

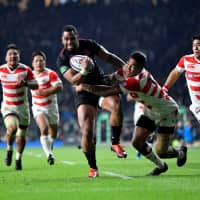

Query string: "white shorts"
[134, 102, 145, 125]
[189, 104, 200, 121]
[1, 103, 30, 126]
[144, 107, 178, 127]
[32, 105, 59, 125]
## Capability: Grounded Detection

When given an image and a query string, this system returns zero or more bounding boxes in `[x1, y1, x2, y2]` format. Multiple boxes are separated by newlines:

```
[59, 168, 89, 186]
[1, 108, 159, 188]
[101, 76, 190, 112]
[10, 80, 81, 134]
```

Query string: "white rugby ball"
[69, 55, 94, 72]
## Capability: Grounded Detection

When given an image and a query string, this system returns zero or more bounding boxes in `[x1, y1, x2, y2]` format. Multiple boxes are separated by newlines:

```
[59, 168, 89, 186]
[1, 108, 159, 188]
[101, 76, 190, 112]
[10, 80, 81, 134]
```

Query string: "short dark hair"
[62, 25, 78, 35]
[32, 50, 46, 61]
[129, 51, 147, 67]
[192, 34, 200, 41]
[6, 43, 20, 53]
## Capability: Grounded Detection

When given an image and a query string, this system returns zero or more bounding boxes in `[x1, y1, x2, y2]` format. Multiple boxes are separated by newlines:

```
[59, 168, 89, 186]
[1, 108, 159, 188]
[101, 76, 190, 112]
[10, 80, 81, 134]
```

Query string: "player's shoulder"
[181, 54, 194, 60]
[57, 48, 68, 59]
[79, 38, 98, 47]
[178, 54, 197, 65]
[45, 67, 59, 75]
[18, 62, 30, 69]
[79, 38, 95, 43]
[0, 63, 7, 69]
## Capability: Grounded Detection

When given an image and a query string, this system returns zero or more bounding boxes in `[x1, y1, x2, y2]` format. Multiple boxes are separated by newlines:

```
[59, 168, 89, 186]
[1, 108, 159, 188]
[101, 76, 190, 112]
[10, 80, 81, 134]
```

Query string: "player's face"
[192, 39, 200, 60]
[62, 31, 79, 51]
[32, 55, 46, 73]
[5, 49, 20, 68]
[124, 58, 137, 77]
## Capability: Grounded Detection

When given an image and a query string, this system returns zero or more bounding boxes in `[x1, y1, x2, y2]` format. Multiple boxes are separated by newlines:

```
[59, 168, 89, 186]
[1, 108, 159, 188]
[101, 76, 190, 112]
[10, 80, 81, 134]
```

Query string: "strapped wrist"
[163, 84, 169, 89]
[162, 84, 169, 92]
[80, 68, 88, 76]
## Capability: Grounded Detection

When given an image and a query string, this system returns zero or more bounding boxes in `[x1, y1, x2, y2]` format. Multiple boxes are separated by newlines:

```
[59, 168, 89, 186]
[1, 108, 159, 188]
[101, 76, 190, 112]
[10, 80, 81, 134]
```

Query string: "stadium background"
[0, 0, 200, 145]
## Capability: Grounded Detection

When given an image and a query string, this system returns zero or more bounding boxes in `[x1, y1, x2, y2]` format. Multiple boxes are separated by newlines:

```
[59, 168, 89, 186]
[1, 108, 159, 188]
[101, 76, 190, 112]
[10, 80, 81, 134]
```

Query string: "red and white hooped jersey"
[176, 54, 200, 105]
[31, 68, 62, 108]
[114, 67, 178, 114]
[0, 63, 36, 106]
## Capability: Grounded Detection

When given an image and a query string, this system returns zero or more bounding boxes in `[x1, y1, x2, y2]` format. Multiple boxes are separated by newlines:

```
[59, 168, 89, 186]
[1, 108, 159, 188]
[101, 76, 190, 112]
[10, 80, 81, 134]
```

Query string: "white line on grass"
[26, 151, 43, 158]
[26, 151, 133, 179]
[103, 171, 134, 179]
[60, 160, 77, 165]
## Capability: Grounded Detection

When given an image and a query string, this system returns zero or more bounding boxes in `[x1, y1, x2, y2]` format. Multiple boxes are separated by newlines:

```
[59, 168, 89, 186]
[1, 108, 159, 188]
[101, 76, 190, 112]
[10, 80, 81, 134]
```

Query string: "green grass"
[0, 144, 199, 200]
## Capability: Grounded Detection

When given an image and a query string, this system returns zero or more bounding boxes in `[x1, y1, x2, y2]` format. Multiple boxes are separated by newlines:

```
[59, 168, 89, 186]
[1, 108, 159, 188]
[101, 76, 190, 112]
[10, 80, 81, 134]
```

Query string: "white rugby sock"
[48, 135, 55, 150]
[40, 136, 53, 157]
[16, 152, 22, 160]
[145, 151, 165, 168]
[7, 145, 13, 151]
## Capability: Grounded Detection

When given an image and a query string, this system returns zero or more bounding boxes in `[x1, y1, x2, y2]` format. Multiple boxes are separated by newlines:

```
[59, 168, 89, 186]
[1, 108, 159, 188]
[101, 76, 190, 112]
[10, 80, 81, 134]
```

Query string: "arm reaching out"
[164, 68, 182, 90]
[76, 83, 122, 97]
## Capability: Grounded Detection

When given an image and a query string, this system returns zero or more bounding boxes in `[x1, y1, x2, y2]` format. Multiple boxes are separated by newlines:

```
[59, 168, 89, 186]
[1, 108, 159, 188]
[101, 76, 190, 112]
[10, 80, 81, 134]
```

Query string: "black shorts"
[136, 115, 175, 134]
[75, 91, 100, 109]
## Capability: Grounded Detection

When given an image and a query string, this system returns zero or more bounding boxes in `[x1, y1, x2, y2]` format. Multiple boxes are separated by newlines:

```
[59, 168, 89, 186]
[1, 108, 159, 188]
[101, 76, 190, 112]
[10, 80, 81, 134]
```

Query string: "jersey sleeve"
[49, 71, 62, 86]
[26, 67, 38, 85]
[87, 39, 102, 54]
[176, 56, 185, 73]
[56, 52, 70, 75]
[114, 67, 124, 81]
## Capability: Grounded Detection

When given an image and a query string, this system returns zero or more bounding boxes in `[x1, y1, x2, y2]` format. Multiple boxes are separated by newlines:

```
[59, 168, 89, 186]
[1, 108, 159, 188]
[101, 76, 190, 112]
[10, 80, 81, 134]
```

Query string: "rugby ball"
[69, 55, 94, 72]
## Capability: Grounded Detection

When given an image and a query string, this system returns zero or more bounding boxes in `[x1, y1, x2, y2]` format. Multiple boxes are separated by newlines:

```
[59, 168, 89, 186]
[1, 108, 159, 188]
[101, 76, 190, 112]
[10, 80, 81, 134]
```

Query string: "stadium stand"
[0, 0, 200, 144]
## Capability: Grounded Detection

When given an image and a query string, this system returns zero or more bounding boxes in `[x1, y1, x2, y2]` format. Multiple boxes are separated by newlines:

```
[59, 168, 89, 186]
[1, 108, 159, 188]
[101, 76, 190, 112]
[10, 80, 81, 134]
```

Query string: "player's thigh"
[100, 95, 121, 111]
[4, 114, 19, 130]
[35, 113, 49, 130]
[155, 133, 171, 153]
[77, 104, 97, 128]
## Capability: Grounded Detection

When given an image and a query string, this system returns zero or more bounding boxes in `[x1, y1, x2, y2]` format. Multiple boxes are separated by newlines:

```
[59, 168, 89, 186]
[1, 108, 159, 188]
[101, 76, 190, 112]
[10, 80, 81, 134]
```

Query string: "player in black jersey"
[57, 25, 127, 178]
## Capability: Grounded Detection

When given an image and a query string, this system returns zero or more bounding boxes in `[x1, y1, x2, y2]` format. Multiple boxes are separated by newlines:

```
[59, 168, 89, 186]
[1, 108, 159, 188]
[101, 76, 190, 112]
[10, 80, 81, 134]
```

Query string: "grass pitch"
[0, 144, 199, 200]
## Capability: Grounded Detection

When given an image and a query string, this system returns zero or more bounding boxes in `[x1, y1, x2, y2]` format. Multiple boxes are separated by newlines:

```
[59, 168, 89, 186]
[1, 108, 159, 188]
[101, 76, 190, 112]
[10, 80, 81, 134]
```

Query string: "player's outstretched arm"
[163, 68, 182, 90]
[76, 84, 121, 97]
[34, 83, 63, 96]
[97, 46, 125, 68]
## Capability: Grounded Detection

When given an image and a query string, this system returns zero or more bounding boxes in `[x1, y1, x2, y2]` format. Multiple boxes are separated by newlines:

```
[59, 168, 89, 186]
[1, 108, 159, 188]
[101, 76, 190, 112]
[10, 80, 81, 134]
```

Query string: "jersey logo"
[60, 66, 68, 74]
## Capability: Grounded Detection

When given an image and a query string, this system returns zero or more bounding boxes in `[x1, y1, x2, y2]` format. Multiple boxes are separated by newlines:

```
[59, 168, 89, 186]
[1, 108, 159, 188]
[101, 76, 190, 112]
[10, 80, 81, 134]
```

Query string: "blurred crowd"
[0, 0, 200, 145]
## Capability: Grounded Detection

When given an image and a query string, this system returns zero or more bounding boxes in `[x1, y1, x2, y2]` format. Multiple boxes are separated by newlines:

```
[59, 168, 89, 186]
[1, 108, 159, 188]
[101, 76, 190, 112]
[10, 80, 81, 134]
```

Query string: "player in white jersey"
[31, 51, 63, 165]
[0, 44, 38, 170]
[76, 51, 187, 176]
[164, 34, 200, 122]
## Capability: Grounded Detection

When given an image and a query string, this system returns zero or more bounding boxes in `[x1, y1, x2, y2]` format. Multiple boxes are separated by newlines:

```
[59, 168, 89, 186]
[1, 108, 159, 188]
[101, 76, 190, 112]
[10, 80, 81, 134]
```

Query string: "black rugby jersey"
[57, 39, 104, 85]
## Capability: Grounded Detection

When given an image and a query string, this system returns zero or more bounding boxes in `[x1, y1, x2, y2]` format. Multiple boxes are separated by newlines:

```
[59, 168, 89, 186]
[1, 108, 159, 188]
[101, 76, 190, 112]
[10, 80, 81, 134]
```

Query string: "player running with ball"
[57, 25, 127, 178]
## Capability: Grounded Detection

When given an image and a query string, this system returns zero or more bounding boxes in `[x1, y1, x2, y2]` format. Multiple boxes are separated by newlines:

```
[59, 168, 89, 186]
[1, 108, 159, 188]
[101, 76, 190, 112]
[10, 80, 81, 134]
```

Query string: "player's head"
[5, 43, 20, 67]
[124, 51, 146, 77]
[32, 50, 46, 72]
[62, 25, 79, 51]
[192, 34, 200, 59]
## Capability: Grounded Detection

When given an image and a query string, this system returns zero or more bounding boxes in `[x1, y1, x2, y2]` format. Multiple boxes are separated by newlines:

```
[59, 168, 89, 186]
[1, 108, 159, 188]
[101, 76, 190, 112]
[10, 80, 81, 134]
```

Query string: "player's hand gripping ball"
[69, 55, 94, 73]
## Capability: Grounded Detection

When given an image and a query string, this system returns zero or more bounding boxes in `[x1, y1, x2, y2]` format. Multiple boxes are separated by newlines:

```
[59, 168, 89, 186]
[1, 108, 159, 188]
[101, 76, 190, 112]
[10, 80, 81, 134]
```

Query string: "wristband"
[162, 84, 169, 92]
[163, 84, 169, 89]
[80, 68, 88, 76]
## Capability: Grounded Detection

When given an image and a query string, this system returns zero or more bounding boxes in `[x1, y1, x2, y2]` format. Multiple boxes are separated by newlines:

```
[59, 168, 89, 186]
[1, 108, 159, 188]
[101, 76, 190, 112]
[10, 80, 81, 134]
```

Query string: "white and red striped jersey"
[114, 67, 178, 114]
[31, 68, 62, 108]
[176, 54, 200, 105]
[0, 63, 36, 106]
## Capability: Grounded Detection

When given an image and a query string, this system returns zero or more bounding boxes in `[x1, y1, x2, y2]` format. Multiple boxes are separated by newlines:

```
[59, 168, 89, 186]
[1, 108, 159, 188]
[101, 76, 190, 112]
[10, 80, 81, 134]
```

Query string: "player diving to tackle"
[76, 51, 187, 176]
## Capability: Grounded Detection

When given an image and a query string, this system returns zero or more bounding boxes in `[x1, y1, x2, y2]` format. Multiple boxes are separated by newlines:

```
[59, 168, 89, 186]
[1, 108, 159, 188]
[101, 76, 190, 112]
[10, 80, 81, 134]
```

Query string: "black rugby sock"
[111, 126, 122, 145]
[84, 151, 97, 169]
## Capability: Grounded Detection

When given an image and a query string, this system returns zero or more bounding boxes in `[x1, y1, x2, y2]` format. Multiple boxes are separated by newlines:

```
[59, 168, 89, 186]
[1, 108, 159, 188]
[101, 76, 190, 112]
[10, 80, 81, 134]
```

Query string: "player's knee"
[132, 139, 143, 151]
[155, 143, 168, 158]
[106, 97, 121, 112]
[132, 140, 151, 155]
[16, 129, 27, 137]
[4, 116, 19, 133]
